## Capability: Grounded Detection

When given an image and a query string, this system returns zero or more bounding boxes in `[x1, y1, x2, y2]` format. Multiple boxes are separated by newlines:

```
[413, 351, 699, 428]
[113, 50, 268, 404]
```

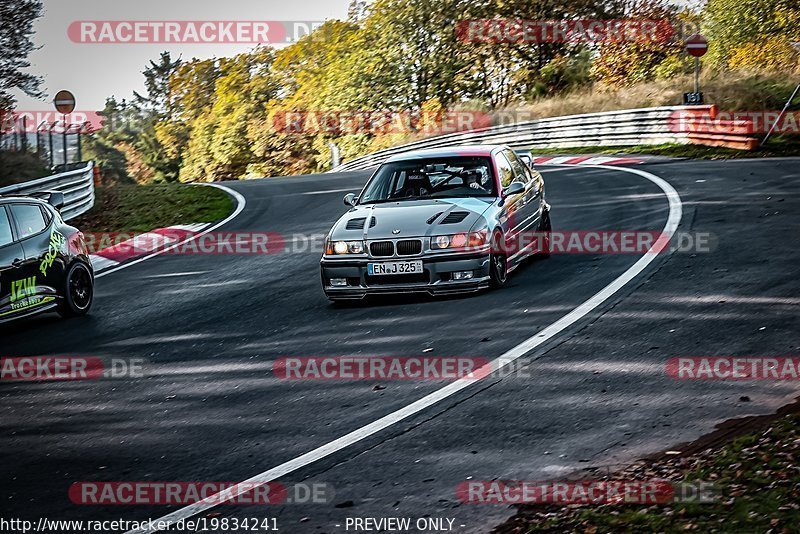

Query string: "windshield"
[359, 156, 496, 204]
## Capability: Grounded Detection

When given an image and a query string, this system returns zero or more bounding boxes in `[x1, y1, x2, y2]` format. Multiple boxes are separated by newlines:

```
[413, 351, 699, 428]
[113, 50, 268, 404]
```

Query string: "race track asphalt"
[1, 158, 798, 533]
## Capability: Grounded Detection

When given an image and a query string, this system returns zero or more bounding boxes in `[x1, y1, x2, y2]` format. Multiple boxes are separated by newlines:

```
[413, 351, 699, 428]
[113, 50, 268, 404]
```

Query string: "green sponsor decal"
[40, 227, 66, 276]
[0, 296, 54, 317]
[10, 276, 36, 303]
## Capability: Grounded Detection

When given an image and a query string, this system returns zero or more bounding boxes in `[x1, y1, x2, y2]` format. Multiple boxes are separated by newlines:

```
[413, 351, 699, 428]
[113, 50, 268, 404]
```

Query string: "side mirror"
[45, 191, 65, 210]
[504, 181, 526, 197]
[343, 193, 357, 206]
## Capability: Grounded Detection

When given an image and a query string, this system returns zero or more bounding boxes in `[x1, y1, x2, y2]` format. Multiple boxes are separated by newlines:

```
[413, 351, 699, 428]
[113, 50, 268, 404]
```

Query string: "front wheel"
[489, 231, 508, 288]
[58, 262, 94, 318]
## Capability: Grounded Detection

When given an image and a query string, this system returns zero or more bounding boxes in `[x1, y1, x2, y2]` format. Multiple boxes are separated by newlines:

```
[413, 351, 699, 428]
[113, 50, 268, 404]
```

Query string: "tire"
[489, 230, 508, 288]
[58, 262, 93, 318]
[538, 209, 551, 258]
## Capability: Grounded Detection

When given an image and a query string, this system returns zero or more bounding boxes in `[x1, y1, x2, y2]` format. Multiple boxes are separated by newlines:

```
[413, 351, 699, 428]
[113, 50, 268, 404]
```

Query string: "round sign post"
[685, 35, 708, 95]
[53, 90, 76, 166]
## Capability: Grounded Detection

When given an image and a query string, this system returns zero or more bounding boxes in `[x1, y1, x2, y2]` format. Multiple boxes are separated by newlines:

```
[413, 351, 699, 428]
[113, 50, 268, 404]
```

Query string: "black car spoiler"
[25, 190, 66, 210]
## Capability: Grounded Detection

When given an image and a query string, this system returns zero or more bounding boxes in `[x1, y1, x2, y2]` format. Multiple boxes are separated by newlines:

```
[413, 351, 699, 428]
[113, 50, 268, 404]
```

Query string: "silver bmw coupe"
[320, 145, 551, 301]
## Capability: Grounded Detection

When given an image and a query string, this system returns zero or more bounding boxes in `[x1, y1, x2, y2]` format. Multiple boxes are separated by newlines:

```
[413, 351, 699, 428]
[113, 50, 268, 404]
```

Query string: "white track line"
[96, 184, 245, 279]
[126, 164, 682, 533]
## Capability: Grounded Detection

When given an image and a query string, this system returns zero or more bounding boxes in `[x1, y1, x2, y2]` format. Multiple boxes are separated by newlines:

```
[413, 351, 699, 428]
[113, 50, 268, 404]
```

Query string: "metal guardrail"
[330, 105, 727, 172]
[0, 161, 95, 220]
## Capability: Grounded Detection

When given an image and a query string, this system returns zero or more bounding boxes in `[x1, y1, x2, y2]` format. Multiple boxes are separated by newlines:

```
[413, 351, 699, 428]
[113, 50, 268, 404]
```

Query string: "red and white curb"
[533, 156, 645, 166]
[89, 223, 209, 273]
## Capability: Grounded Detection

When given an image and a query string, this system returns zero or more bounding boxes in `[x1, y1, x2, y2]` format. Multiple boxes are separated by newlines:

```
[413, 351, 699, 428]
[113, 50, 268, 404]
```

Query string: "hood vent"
[441, 211, 469, 224]
[345, 218, 366, 230]
[426, 212, 444, 224]
[345, 217, 377, 230]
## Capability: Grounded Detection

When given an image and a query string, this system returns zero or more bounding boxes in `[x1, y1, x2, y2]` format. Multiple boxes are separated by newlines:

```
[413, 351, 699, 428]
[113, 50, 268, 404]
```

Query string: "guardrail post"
[48, 124, 54, 168]
[20, 116, 27, 152]
[62, 116, 68, 166]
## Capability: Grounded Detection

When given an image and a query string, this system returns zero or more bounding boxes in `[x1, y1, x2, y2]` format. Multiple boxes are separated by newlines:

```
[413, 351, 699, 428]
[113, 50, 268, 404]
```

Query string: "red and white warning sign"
[685, 34, 708, 57]
[54, 90, 76, 114]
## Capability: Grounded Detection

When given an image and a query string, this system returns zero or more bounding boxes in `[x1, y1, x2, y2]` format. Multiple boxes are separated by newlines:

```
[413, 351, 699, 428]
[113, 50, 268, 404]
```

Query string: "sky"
[12, 0, 354, 112]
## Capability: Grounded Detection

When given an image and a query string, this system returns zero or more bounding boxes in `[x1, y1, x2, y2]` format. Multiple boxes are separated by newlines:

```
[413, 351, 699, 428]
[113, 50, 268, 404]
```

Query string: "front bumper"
[320, 250, 491, 300]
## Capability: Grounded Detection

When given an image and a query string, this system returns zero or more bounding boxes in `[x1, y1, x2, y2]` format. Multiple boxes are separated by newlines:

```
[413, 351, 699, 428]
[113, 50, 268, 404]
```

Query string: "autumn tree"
[704, 0, 800, 72]
[179, 49, 279, 182]
[591, 0, 685, 86]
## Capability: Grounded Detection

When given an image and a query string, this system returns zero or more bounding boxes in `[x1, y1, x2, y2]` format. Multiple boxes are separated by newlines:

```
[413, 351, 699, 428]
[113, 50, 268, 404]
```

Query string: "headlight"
[431, 231, 487, 250]
[326, 240, 365, 255]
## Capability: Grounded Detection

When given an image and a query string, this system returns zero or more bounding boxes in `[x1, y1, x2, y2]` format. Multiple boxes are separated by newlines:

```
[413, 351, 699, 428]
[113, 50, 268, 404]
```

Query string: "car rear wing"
[14, 191, 67, 210]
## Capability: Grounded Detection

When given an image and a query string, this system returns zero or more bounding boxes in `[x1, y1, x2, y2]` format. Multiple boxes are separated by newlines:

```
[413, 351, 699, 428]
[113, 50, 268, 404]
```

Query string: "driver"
[404, 172, 432, 197]
[465, 168, 489, 190]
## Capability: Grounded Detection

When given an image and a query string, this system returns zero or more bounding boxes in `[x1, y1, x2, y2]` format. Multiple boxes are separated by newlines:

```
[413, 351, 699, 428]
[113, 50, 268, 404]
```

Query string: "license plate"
[368, 260, 423, 276]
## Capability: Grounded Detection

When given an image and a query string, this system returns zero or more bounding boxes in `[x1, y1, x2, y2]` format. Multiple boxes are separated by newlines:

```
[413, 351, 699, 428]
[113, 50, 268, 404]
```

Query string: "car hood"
[330, 198, 494, 241]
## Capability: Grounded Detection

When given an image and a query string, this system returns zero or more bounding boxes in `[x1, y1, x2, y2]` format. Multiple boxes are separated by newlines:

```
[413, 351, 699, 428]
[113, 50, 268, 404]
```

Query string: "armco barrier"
[0, 161, 95, 220]
[331, 105, 759, 172]
[668, 106, 760, 151]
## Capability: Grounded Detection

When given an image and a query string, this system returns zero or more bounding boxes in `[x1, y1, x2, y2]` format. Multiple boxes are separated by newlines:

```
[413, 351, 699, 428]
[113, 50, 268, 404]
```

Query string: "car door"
[8, 202, 64, 308]
[0, 205, 28, 320]
[503, 148, 539, 234]
[494, 151, 525, 254]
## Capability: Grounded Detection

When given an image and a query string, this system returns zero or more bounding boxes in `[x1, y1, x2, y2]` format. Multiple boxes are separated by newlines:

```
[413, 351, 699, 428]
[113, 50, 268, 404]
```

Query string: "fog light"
[452, 271, 473, 280]
[329, 278, 348, 287]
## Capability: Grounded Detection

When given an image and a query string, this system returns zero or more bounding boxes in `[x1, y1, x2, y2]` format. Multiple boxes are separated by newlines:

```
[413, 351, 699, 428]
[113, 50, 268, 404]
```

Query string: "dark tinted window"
[360, 156, 497, 203]
[0, 207, 13, 247]
[11, 204, 47, 238]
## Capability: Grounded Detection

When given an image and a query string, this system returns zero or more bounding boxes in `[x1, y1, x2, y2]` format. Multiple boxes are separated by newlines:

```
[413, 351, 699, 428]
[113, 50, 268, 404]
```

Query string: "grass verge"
[72, 183, 234, 233]
[527, 136, 800, 160]
[495, 408, 800, 533]
[512, 71, 800, 120]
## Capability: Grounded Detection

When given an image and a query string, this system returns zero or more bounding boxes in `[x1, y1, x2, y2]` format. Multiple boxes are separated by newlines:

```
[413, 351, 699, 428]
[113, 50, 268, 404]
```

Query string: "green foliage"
[532, 51, 593, 97]
[653, 54, 694, 80]
[178, 50, 279, 182]
[703, 0, 800, 71]
[86, 54, 184, 184]
[0, 150, 49, 187]
[591, 0, 684, 86]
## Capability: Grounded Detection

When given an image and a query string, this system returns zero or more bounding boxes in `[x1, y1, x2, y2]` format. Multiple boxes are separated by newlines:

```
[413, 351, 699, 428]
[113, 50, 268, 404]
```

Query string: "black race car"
[0, 193, 94, 323]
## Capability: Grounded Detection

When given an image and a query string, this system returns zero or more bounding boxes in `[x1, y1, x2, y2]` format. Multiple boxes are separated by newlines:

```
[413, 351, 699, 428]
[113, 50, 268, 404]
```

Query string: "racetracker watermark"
[85, 231, 716, 257]
[274, 356, 626, 381]
[669, 110, 800, 135]
[0, 357, 145, 382]
[667, 357, 800, 380]
[84, 231, 286, 256]
[456, 19, 674, 43]
[69, 481, 333, 505]
[68, 21, 324, 44]
[271, 110, 492, 136]
[0, 111, 104, 133]
[457, 480, 719, 505]
[1, 517, 279, 533]
[273, 356, 492, 380]
[508, 230, 715, 255]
